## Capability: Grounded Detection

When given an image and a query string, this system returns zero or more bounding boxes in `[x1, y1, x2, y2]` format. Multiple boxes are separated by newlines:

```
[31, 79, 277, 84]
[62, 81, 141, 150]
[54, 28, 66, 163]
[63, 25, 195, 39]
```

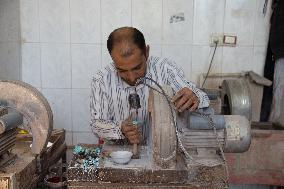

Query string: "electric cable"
[201, 41, 218, 88]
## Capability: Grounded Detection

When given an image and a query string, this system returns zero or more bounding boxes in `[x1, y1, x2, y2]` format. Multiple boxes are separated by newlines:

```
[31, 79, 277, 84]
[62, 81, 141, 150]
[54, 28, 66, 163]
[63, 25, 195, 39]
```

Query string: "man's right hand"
[121, 119, 140, 144]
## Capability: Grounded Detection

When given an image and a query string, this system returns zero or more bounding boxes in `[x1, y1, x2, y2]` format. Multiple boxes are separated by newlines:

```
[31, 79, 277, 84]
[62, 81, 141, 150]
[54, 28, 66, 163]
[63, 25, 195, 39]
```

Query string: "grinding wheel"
[0, 80, 53, 154]
[148, 85, 176, 169]
[221, 79, 251, 120]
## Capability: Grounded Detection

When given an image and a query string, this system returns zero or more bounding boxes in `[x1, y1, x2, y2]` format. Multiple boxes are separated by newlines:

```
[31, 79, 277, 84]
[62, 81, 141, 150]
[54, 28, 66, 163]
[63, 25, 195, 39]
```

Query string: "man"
[90, 27, 209, 144]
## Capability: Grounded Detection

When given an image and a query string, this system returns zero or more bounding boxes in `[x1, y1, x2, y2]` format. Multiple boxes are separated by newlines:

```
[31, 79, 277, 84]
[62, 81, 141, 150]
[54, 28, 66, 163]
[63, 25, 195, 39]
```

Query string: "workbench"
[67, 123, 284, 188]
[67, 145, 227, 189]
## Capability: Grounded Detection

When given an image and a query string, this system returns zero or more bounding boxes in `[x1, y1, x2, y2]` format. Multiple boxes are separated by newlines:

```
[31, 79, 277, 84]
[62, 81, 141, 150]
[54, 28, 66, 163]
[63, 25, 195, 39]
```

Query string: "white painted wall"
[0, 0, 21, 80]
[1, 0, 269, 145]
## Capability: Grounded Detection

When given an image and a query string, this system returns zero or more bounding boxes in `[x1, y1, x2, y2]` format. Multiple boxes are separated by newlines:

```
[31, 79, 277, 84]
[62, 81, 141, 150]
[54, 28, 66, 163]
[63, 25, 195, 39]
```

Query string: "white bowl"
[110, 151, 133, 164]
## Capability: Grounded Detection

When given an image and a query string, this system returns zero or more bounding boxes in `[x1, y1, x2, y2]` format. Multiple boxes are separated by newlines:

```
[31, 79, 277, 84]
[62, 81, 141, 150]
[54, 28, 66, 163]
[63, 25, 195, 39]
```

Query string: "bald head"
[107, 27, 146, 57]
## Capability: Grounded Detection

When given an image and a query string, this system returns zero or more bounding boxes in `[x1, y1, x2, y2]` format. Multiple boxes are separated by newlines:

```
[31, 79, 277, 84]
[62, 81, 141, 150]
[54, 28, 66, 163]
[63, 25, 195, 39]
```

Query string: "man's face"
[111, 45, 148, 86]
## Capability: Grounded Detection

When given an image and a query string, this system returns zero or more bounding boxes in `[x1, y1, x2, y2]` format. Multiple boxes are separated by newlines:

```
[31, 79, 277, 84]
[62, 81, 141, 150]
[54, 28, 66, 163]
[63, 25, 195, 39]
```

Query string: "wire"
[201, 41, 218, 88]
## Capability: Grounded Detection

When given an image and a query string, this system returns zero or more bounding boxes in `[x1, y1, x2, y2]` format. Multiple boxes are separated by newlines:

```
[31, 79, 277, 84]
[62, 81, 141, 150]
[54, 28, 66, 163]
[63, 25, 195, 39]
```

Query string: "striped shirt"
[90, 56, 209, 140]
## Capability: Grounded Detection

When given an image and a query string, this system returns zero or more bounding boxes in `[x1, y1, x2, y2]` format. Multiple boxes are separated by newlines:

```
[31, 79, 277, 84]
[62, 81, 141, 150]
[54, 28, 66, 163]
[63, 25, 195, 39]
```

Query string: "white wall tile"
[0, 0, 20, 42]
[20, 0, 39, 42]
[253, 0, 272, 46]
[65, 131, 73, 146]
[71, 44, 101, 88]
[39, 0, 70, 42]
[41, 43, 71, 88]
[222, 47, 254, 73]
[162, 45, 192, 81]
[132, 0, 162, 44]
[193, 0, 225, 45]
[70, 0, 101, 43]
[101, 44, 113, 68]
[42, 89, 72, 131]
[0, 42, 20, 80]
[224, 0, 256, 46]
[22, 43, 41, 88]
[163, 0, 194, 44]
[149, 44, 162, 57]
[191, 45, 223, 85]
[253, 46, 266, 76]
[101, 0, 131, 44]
[73, 132, 98, 145]
[72, 89, 91, 132]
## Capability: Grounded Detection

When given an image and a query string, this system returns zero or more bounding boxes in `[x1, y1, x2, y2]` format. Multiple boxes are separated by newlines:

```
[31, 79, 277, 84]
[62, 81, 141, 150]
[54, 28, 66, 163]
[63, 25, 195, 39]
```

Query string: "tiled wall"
[18, 0, 272, 145]
[0, 0, 21, 80]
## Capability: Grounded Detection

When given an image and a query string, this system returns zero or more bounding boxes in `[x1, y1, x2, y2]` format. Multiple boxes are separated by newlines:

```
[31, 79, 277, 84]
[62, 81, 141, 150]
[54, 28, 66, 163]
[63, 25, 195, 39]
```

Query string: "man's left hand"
[171, 87, 199, 112]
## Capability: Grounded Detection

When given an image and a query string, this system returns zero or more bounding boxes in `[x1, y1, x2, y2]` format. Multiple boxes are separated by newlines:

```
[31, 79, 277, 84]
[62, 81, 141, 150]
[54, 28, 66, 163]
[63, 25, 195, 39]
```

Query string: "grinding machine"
[0, 80, 66, 189]
[68, 77, 252, 189]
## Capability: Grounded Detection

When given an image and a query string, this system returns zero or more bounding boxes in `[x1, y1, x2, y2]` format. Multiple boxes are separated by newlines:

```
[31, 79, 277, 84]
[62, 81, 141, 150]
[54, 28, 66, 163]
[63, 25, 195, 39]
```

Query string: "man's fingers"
[189, 102, 199, 111]
[171, 89, 185, 102]
[128, 133, 140, 144]
[125, 130, 138, 137]
[121, 124, 136, 133]
[179, 97, 195, 112]
[172, 87, 200, 112]
[175, 95, 188, 110]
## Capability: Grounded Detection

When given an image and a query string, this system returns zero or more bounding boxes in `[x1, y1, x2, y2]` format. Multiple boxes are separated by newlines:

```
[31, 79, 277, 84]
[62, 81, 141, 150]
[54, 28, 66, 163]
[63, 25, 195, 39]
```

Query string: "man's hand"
[171, 87, 199, 112]
[121, 118, 140, 144]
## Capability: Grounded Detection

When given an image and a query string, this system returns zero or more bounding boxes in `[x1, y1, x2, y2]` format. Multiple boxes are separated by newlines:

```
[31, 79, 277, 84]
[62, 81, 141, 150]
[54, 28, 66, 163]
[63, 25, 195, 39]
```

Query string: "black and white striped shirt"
[90, 56, 209, 140]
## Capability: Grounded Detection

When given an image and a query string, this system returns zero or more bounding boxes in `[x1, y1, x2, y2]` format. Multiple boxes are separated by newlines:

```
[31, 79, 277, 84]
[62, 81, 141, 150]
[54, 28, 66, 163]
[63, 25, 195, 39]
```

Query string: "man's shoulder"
[92, 64, 116, 82]
[94, 64, 116, 79]
[148, 55, 176, 69]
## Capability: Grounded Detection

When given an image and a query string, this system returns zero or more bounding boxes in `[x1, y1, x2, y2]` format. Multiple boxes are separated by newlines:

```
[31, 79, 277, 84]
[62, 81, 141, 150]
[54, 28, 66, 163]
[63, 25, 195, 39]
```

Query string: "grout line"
[161, 0, 164, 58]
[18, 0, 22, 81]
[190, 0, 195, 81]
[21, 41, 102, 45]
[131, 0, 133, 26]
[38, 0, 42, 89]
[161, 0, 164, 46]
[69, 0, 74, 145]
[221, 0, 227, 75]
[252, 0, 257, 47]
[100, 0, 103, 69]
[42, 87, 90, 90]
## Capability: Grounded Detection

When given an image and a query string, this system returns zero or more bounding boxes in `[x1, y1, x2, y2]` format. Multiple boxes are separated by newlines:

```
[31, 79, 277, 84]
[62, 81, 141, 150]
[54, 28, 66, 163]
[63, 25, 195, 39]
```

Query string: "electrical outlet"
[209, 34, 223, 46]
[209, 33, 237, 47]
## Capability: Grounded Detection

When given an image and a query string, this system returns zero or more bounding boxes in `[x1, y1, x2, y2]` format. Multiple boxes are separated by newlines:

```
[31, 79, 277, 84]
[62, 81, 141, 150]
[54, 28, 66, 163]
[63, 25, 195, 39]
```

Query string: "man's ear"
[145, 45, 150, 60]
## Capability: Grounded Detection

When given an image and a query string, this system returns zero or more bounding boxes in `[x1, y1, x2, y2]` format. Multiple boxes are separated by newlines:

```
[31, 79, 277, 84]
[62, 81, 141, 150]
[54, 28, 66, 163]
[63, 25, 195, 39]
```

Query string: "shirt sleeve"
[164, 60, 210, 109]
[90, 76, 125, 140]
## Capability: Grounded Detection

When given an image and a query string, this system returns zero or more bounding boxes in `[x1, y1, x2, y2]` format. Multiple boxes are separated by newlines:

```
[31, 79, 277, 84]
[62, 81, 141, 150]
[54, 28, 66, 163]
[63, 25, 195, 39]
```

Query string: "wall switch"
[223, 35, 237, 46]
